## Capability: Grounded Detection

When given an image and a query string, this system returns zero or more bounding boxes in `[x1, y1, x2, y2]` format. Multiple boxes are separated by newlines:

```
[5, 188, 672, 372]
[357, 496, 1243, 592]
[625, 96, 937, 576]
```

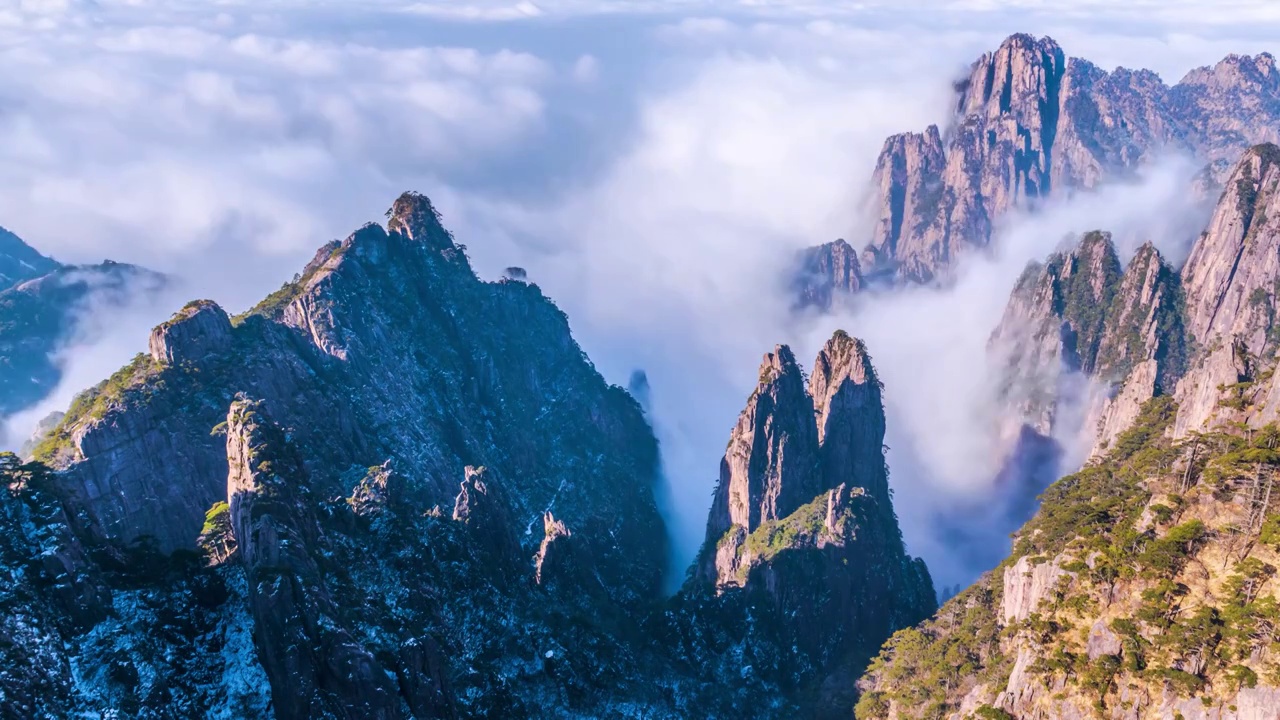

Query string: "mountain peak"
[386, 190, 454, 250]
[810, 331, 890, 504]
[0, 225, 61, 290]
[956, 31, 1065, 122]
[149, 300, 233, 366]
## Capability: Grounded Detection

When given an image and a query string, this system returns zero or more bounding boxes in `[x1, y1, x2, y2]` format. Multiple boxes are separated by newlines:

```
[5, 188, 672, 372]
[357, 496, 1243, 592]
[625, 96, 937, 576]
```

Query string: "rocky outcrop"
[863, 35, 1064, 283]
[1095, 243, 1188, 384]
[1169, 145, 1280, 436]
[705, 345, 822, 543]
[148, 300, 233, 365]
[990, 231, 1124, 440]
[991, 231, 1187, 457]
[859, 35, 1280, 284]
[41, 192, 666, 606]
[703, 334, 901, 563]
[861, 126, 947, 280]
[793, 239, 865, 310]
[1086, 619, 1122, 660]
[810, 331, 890, 505]
[1172, 342, 1252, 438]
[1092, 358, 1160, 452]
[1174, 54, 1280, 167]
[226, 398, 404, 720]
[1181, 144, 1280, 356]
[349, 460, 403, 516]
[687, 332, 934, 718]
[1000, 555, 1066, 623]
[533, 511, 573, 586]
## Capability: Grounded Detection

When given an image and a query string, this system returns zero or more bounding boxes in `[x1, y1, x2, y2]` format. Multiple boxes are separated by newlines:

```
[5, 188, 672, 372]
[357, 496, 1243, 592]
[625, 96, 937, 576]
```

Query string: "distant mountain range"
[0, 227, 166, 422]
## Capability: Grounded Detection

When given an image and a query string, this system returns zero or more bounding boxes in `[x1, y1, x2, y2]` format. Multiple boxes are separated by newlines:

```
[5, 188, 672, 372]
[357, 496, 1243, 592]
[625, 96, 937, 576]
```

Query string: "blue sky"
[3, 0, 1278, 584]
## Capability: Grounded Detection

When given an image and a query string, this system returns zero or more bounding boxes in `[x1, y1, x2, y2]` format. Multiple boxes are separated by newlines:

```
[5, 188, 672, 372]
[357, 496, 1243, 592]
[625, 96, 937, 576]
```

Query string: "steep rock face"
[40, 192, 666, 608]
[1175, 54, 1280, 166]
[863, 35, 1064, 284]
[1174, 145, 1280, 437]
[990, 231, 1124, 440]
[1095, 243, 1189, 384]
[705, 345, 821, 543]
[856, 396, 1280, 719]
[1093, 358, 1160, 452]
[809, 332, 890, 506]
[990, 232, 1186, 455]
[688, 332, 935, 718]
[0, 260, 166, 418]
[1053, 62, 1175, 190]
[450, 464, 516, 561]
[793, 239, 865, 310]
[860, 35, 1280, 284]
[149, 300, 233, 365]
[1181, 144, 1280, 356]
[226, 399, 403, 720]
[1000, 554, 1066, 623]
[861, 126, 949, 281]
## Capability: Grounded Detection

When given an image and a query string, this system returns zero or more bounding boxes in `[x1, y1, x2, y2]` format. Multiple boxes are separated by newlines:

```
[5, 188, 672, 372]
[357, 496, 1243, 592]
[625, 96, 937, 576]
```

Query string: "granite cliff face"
[1, 193, 940, 718]
[683, 332, 934, 717]
[857, 34, 1280, 285]
[989, 230, 1187, 455]
[1171, 145, 1280, 438]
[864, 35, 1065, 283]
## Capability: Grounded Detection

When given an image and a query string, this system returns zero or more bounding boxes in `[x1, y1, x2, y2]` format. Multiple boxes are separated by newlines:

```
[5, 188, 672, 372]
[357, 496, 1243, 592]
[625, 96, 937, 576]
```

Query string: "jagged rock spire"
[792, 238, 864, 311]
[1094, 241, 1186, 384]
[705, 345, 820, 542]
[687, 334, 934, 716]
[856, 34, 1280, 286]
[810, 331, 890, 505]
[703, 333, 900, 550]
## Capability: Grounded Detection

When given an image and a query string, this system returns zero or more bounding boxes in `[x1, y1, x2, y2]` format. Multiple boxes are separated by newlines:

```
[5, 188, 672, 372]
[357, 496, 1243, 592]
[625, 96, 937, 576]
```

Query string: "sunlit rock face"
[794, 35, 1280, 295]
[688, 331, 935, 717]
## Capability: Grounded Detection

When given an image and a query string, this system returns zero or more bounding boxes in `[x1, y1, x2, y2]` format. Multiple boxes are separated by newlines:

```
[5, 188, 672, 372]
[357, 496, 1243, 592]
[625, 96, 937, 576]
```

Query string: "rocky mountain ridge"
[0, 227, 60, 290]
[0, 192, 933, 718]
[795, 33, 1280, 300]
